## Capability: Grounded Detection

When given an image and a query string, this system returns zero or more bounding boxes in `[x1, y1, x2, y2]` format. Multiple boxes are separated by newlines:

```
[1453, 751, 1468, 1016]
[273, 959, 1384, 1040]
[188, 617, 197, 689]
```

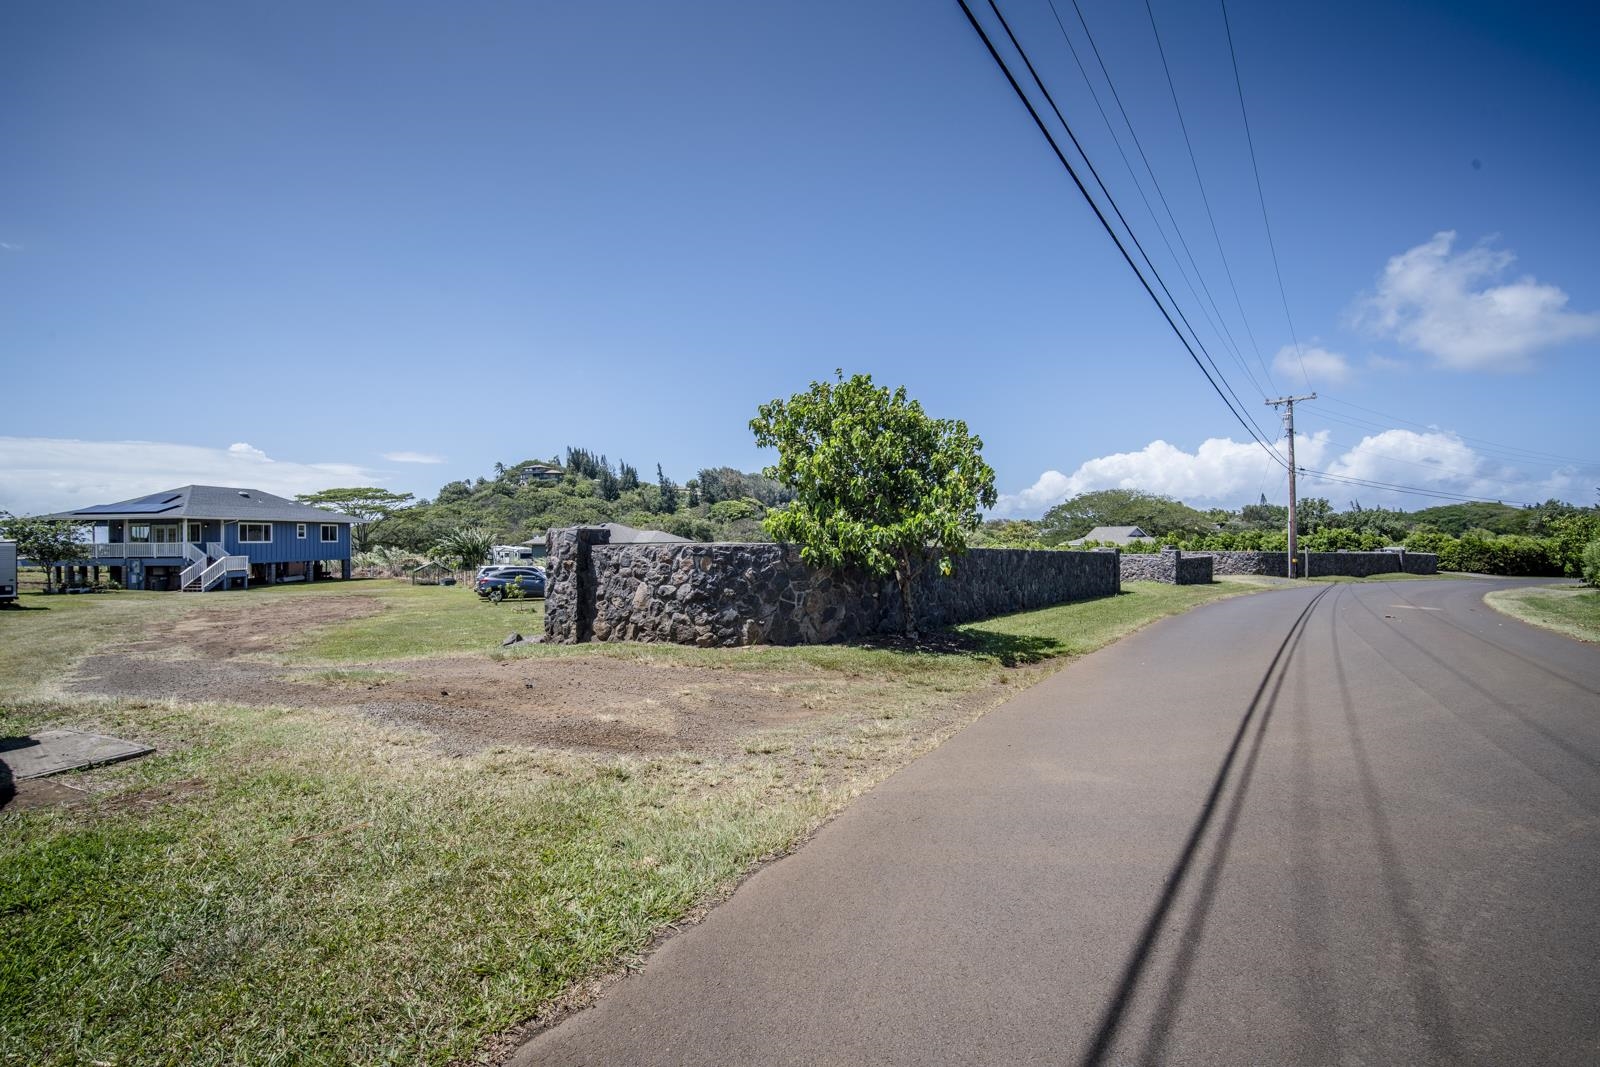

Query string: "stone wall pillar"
[544, 526, 612, 644]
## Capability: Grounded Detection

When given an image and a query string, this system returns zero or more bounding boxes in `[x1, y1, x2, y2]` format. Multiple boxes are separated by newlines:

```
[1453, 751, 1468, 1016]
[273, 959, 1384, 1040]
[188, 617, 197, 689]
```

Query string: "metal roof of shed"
[595, 523, 692, 544]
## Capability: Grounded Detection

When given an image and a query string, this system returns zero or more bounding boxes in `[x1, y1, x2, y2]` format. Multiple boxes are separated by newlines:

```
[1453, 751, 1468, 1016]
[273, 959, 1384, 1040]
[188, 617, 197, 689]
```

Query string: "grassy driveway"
[2, 577, 1257, 1066]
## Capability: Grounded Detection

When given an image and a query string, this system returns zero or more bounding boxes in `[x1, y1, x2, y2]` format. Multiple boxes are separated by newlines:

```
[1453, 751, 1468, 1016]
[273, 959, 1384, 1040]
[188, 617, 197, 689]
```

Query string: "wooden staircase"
[181, 543, 249, 592]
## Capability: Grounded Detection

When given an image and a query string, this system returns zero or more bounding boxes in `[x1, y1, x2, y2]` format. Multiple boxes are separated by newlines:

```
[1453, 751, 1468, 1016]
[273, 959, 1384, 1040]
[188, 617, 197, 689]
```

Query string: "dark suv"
[476, 566, 546, 602]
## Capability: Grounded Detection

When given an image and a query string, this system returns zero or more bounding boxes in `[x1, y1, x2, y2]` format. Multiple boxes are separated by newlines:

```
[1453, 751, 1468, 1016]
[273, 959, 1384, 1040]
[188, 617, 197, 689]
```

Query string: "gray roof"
[596, 522, 692, 545]
[1068, 525, 1150, 546]
[45, 485, 356, 523]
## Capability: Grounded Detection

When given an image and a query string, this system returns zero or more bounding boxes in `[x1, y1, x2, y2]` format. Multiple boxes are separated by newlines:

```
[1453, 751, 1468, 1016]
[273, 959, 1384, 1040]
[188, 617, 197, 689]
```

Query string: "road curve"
[511, 578, 1600, 1067]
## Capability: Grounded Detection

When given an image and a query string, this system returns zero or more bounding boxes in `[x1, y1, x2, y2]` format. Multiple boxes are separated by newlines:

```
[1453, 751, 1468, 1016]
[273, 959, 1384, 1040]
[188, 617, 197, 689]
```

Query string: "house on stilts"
[44, 485, 357, 591]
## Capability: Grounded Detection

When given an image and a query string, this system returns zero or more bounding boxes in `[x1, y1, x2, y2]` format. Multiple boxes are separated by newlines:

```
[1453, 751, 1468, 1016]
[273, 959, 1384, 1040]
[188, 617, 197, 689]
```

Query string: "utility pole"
[1265, 393, 1316, 578]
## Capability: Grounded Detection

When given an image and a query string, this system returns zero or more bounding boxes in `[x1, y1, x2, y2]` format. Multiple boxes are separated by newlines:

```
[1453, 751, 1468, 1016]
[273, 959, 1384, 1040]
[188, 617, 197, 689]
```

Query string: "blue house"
[46, 485, 357, 592]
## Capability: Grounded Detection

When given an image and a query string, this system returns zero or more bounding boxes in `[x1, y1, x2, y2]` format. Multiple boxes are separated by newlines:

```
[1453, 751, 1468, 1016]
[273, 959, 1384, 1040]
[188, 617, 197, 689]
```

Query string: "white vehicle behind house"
[491, 544, 535, 566]
[0, 541, 17, 606]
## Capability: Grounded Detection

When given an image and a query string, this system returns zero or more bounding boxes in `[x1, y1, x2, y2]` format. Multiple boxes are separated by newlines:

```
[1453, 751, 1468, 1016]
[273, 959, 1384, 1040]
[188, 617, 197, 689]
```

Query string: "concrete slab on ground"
[0, 729, 153, 780]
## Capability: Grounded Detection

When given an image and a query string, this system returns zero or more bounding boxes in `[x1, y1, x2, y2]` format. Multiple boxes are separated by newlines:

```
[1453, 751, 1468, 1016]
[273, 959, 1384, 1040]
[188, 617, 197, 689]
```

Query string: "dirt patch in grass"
[68, 652, 854, 758]
[119, 595, 386, 659]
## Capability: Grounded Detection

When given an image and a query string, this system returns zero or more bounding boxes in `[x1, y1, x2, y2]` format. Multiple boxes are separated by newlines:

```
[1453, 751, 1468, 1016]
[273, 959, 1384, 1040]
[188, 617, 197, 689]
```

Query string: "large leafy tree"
[1038, 489, 1212, 544]
[751, 371, 996, 637]
[0, 513, 89, 593]
[294, 487, 415, 552]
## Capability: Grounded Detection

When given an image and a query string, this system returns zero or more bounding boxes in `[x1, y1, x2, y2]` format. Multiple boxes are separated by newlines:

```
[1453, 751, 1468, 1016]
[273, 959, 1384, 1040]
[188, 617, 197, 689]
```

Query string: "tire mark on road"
[1078, 585, 1332, 1067]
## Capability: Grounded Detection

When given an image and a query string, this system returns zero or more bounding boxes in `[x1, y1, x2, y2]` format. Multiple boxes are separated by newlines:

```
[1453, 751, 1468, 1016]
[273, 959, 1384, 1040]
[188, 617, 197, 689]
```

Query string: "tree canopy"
[1038, 489, 1212, 544]
[294, 487, 415, 551]
[0, 513, 89, 592]
[751, 371, 996, 636]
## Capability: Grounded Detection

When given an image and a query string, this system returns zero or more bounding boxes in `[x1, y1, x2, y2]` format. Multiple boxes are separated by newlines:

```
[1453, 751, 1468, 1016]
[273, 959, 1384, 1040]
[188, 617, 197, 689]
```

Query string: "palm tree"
[431, 525, 495, 580]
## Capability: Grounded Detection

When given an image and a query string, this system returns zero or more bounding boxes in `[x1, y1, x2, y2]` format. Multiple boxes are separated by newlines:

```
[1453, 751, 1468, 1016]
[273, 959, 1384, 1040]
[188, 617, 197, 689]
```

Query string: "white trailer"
[0, 540, 17, 606]
[491, 544, 535, 566]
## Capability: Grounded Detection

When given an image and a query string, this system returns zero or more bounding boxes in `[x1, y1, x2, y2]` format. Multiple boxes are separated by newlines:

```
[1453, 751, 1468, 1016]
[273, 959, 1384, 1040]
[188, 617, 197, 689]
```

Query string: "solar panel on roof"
[77, 490, 186, 515]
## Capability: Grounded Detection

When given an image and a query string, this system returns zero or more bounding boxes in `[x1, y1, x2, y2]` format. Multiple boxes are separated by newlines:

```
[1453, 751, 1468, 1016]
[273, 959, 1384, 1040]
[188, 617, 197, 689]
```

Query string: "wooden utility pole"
[1265, 393, 1316, 578]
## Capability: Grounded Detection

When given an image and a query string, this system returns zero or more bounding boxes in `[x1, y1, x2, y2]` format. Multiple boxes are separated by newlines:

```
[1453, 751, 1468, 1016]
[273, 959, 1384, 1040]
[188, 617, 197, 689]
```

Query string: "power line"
[954, 0, 1287, 467]
[975, 0, 1283, 454]
[1299, 410, 1586, 481]
[1219, 0, 1310, 391]
[1297, 467, 1538, 508]
[1317, 395, 1600, 469]
[1142, 0, 1278, 394]
[1298, 426, 1571, 497]
[1045, 0, 1270, 400]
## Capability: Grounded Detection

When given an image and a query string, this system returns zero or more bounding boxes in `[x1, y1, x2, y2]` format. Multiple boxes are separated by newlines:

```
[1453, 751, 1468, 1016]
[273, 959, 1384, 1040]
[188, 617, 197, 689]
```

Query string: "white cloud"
[995, 428, 1593, 516]
[1357, 231, 1600, 371]
[0, 242, 22, 251]
[1273, 344, 1352, 385]
[382, 451, 446, 464]
[993, 434, 1331, 516]
[0, 437, 382, 515]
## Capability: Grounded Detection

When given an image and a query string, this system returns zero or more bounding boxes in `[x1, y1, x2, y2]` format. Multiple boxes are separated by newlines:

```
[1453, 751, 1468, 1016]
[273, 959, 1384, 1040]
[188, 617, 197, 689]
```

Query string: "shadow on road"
[1078, 586, 1331, 1067]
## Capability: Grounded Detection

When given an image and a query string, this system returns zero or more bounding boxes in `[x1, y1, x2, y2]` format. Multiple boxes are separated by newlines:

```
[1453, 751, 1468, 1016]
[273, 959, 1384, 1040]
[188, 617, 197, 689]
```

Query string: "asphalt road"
[512, 578, 1600, 1066]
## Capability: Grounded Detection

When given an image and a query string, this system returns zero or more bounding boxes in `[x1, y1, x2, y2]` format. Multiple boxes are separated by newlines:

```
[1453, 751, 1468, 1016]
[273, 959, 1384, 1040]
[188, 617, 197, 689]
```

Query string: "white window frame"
[296, 523, 307, 539]
[321, 524, 340, 543]
[239, 523, 273, 544]
[128, 524, 151, 543]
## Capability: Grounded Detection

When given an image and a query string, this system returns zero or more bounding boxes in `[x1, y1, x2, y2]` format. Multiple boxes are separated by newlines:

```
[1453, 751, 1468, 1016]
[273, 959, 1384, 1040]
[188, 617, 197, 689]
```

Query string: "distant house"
[512, 463, 564, 486]
[45, 485, 356, 591]
[1067, 525, 1151, 546]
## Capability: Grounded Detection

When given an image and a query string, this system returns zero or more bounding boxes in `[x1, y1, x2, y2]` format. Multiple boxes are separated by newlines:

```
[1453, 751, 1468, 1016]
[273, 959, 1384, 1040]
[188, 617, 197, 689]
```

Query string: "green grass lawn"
[1, 576, 1260, 1066]
[1483, 584, 1600, 643]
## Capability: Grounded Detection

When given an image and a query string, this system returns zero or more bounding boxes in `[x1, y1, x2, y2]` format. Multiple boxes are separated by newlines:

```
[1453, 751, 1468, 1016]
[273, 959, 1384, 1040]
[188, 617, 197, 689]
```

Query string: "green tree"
[707, 498, 762, 524]
[0, 513, 90, 593]
[969, 518, 1045, 549]
[1295, 497, 1334, 533]
[656, 464, 680, 513]
[1038, 489, 1211, 544]
[431, 525, 495, 575]
[294, 487, 416, 552]
[1581, 539, 1600, 587]
[618, 462, 640, 492]
[751, 371, 996, 637]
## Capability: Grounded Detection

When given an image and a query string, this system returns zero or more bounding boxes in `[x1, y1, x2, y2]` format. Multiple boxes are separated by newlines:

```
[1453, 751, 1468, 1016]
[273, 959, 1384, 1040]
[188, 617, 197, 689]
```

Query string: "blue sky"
[3, 0, 1597, 517]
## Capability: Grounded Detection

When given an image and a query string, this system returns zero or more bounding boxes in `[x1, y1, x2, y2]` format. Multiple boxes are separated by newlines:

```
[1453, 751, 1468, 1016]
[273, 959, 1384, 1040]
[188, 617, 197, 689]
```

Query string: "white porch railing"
[197, 554, 249, 590]
[180, 553, 206, 590]
[72, 542, 192, 560]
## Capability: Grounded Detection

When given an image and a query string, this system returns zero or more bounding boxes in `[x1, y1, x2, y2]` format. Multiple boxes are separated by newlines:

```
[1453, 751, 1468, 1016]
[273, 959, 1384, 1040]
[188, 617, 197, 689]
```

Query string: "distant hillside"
[368, 448, 791, 552]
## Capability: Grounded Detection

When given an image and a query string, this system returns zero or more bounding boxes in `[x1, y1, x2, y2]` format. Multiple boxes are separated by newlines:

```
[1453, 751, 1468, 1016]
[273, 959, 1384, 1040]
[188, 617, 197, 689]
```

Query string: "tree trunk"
[895, 550, 918, 639]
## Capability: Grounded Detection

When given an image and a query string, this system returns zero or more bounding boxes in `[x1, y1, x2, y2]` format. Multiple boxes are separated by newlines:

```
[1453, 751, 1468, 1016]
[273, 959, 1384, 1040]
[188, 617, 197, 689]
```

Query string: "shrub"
[662, 515, 717, 543]
[707, 499, 761, 524]
[1582, 539, 1600, 587]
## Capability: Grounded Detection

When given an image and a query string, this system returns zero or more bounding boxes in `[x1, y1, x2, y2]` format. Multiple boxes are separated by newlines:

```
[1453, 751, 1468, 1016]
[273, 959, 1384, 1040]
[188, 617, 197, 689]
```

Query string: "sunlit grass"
[1484, 584, 1600, 643]
[1, 574, 1265, 1065]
